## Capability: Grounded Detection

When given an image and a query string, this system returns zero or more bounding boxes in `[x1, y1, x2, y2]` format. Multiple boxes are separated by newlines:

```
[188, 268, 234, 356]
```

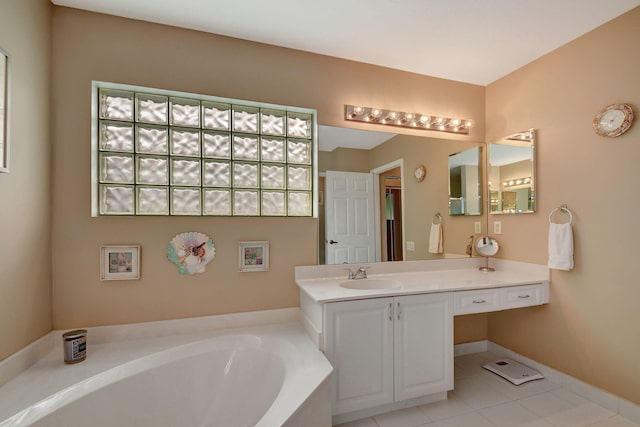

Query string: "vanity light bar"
[503, 177, 532, 188]
[345, 105, 474, 134]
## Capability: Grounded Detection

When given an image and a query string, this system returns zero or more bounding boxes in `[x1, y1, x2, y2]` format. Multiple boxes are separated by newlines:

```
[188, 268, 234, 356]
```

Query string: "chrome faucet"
[347, 266, 369, 280]
[466, 235, 474, 257]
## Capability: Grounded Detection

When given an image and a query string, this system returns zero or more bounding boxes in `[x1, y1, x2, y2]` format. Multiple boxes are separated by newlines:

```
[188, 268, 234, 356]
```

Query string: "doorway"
[381, 168, 403, 261]
[319, 160, 404, 264]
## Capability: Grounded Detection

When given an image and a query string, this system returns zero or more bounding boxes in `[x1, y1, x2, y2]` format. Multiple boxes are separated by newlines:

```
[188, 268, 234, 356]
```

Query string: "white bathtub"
[0, 314, 333, 427]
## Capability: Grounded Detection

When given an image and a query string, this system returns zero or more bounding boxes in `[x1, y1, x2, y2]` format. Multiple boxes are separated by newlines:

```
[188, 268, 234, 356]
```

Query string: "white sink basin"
[339, 279, 402, 290]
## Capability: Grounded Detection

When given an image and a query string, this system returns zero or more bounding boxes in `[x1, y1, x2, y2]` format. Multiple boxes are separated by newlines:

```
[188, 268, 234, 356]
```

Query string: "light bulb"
[419, 115, 431, 124]
[464, 120, 474, 129]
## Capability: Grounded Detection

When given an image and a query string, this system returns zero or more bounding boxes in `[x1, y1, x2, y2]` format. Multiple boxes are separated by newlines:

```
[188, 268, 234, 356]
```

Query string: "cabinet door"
[324, 298, 394, 415]
[394, 293, 453, 401]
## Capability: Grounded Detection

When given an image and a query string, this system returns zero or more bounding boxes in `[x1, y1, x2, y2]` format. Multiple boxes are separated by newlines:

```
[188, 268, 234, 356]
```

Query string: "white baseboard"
[454, 340, 488, 356]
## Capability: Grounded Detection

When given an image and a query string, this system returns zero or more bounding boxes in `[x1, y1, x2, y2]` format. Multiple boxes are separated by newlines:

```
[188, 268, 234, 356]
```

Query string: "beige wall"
[486, 8, 640, 405]
[0, 0, 52, 361]
[50, 7, 485, 329]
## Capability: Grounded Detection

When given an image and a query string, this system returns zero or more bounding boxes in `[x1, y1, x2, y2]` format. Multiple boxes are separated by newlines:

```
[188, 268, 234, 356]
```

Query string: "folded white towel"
[548, 222, 574, 270]
[428, 223, 443, 254]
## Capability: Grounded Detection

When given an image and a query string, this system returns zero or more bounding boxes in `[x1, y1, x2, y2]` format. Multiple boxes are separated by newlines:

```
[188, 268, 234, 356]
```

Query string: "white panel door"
[324, 298, 394, 415]
[394, 293, 454, 401]
[325, 171, 376, 264]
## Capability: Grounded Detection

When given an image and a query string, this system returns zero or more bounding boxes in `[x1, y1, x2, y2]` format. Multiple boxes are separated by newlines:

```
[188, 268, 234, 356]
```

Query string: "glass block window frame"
[92, 82, 317, 217]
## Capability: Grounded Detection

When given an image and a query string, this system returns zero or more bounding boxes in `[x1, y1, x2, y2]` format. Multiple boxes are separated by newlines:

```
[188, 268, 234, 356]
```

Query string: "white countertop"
[295, 258, 549, 303]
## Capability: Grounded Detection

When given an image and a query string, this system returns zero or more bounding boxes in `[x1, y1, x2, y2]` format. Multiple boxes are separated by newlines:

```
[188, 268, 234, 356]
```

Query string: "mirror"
[0, 47, 8, 173]
[476, 236, 499, 272]
[488, 129, 536, 214]
[476, 236, 500, 257]
[448, 147, 482, 216]
[318, 125, 485, 264]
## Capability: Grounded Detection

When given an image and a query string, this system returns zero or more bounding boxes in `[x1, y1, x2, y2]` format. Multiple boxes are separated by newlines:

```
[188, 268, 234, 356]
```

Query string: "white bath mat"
[483, 358, 544, 385]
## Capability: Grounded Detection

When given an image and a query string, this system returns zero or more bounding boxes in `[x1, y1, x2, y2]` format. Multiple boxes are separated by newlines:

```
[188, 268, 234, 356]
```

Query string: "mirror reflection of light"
[503, 177, 532, 188]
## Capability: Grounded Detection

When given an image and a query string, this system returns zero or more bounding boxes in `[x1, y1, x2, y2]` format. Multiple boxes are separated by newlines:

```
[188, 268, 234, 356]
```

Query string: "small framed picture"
[238, 241, 269, 272]
[100, 245, 140, 280]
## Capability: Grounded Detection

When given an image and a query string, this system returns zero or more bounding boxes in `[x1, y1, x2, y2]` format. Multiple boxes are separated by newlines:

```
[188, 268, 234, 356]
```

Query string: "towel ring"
[433, 212, 442, 225]
[548, 205, 573, 224]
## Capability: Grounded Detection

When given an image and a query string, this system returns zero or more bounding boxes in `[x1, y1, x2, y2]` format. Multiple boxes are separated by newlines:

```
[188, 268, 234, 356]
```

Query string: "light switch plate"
[494, 221, 502, 234]
[474, 221, 481, 234]
[407, 241, 415, 251]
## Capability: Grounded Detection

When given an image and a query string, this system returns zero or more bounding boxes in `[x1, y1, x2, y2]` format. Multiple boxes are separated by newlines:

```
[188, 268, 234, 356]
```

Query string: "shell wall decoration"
[167, 232, 215, 275]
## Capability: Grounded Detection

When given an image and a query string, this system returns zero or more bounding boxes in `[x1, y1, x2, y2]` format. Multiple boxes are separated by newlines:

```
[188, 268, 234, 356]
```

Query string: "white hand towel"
[428, 223, 443, 254]
[548, 222, 574, 270]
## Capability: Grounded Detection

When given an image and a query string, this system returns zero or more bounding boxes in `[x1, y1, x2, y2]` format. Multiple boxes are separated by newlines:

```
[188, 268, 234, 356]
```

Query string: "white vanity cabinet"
[323, 292, 453, 415]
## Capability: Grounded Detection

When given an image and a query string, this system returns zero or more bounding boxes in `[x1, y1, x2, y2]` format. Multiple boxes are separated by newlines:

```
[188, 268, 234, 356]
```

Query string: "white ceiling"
[52, 0, 640, 86]
[318, 126, 396, 152]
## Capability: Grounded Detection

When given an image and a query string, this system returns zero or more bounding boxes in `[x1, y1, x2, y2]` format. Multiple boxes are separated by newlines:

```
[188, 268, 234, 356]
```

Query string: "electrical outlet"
[474, 221, 481, 234]
[407, 241, 415, 251]
[494, 221, 502, 234]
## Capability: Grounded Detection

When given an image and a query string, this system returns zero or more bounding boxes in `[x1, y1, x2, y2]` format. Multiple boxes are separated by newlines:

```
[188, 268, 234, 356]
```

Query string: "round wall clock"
[593, 103, 634, 137]
[414, 165, 426, 182]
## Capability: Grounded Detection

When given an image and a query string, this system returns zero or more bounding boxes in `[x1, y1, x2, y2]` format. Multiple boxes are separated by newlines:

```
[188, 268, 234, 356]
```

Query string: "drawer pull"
[472, 299, 487, 304]
[388, 303, 393, 321]
[518, 295, 531, 299]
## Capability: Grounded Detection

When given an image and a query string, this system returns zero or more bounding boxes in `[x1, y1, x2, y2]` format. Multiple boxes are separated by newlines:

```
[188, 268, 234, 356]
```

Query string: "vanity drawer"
[502, 283, 548, 309]
[453, 288, 501, 315]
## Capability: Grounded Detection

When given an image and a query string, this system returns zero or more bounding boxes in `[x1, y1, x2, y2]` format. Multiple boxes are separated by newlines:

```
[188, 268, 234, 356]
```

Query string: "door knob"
[329, 240, 339, 244]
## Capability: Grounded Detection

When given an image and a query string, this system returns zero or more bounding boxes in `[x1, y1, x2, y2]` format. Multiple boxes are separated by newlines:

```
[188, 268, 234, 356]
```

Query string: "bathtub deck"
[0, 314, 332, 427]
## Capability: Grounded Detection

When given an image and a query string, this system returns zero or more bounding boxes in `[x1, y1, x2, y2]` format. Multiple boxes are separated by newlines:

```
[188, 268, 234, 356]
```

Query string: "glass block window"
[95, 83, 315, 216]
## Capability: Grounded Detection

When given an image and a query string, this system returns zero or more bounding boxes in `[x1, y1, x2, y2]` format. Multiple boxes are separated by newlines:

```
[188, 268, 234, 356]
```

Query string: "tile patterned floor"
[335, 352, 640, 427]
